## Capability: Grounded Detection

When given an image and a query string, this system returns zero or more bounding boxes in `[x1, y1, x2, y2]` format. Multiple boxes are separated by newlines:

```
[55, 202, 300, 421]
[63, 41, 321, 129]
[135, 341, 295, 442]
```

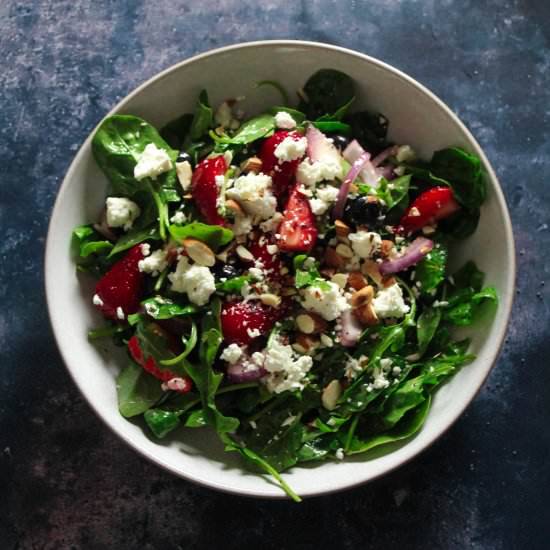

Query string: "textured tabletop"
[1, 1, 549, 549]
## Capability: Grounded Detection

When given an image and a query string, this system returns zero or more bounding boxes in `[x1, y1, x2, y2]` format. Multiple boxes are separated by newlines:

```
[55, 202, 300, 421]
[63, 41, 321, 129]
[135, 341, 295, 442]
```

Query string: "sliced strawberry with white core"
[191, 155, 227, 225]
[306, 125, 342, 166]
[277, 185, 318, 252]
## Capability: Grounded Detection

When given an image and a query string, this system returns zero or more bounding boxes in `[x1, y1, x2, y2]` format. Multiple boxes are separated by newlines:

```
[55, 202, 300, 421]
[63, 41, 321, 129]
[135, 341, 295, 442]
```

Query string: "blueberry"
[331, 134, 350, 151]
[176, 151, 193, 164]
[343, 196, 387, 228]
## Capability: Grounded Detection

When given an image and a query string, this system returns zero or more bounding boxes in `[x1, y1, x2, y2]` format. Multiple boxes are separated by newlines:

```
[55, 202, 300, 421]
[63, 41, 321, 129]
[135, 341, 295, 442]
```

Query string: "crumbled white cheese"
[226, 172, 277, 220]
[247, 327, 261, 339]
[140, 243, 151, 256]
[335, 448, 345, 460]
[262, 338, 313, 394]
[372, 367, 390, 389]
[301, 281, 350, 321]
[116, 306, 125, 320]
[144, 301, 160, 317]
[259, 212, 283, 233]
[296, 158, 343, 187]
[170, 211, 187, 224]
[230, 214, 254, 237]
[105, 197, 141, 231]
[395, 145, 416, 163]
[372, 284, 410, 319]
[274, 111, 297, 129]
[134, 143, 173, 181]
[308, 185, 339, 216]
[344, 354, 367, 379]
[409, 206, 421, 217]
[274, 136, 307, 162]
[348, 231, 382, 259]
[380, 357, 393, 372]
[92, 294, 104, 307]
[168, 257, 216, 306]
[220, 343, 244, 364]
[175, 160, 192, 191]
[138, 249, 168, 275]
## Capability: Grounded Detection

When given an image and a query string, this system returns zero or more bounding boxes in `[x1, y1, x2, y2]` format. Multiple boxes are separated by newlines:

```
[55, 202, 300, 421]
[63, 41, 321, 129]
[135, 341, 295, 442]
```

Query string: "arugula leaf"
[183, 90, 213, 150]
[444, 287, 497, 326]
[414, 242, 448, 292]
[116, 363, 163, 418]
[141, 296, 199, 320]
[293, 255, 331, 290]
[417, 307, 442, 356]
[168, 222, 233, 251]
[299, 69, 355, 120]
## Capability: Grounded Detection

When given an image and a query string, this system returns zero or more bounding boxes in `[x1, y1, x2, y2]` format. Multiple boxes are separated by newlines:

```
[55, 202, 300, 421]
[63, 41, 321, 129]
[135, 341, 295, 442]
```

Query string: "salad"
[72, 69, 497, 501]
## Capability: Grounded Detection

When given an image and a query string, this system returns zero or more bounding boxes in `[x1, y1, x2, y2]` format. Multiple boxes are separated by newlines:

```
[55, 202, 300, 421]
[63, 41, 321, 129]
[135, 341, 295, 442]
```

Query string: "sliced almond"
[296, 312, 327, 335]
[335, 243, 354, 259]
[361, 259, 383, 286]
[348, 271, 368, 291]
[240, 156, 263, 174]
[322, 380, 342, 411]
[354, 303, 379, 326]
[259, 293, 281, 307]
[182, 238, 215, 267]
[225, 199, 244, 217]
[175, 161, 192, 191]
[335, 219, 350, 239]
[281, 287, 297, 296]
[350, 285, 374, 308]
[295, 333, 320, 354]
[331, 273, 348, 289]
[324, 247, 346, 269]
[236, 245, 254, 262]
[380, 239, 394, 258]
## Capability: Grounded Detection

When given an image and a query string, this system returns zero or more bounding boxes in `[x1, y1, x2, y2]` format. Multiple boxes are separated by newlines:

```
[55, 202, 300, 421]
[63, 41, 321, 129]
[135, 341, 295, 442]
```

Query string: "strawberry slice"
[191, 155, 227, 225]
[260, 130, 305, 199]
[398, 186, 460, 234]
[248, 236, 285, 284]
[94, 244, 145, 321]
[277, 185, 318, 252]
[221, 300, 289, 345]
[128, 334, 192, 393]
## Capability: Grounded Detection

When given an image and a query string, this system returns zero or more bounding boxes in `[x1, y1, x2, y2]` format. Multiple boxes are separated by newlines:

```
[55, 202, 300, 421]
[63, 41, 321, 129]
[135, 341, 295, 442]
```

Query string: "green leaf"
[71, 224, 116, 276]
[417, 307, 442, 356]
[92, 115, 178, 198]
[160, 113, 194, 150]
[216, 275, 252, 294]
[135, 322, 184, 376]
[212, 113, 275, 146]
[267, 106, 306, 124]
[116, 363, 163, 418]
[376, 175, 411, 210]
[183, 90, 213, 149]
[312, 120, 351, 134]
[108, 225, 160, 257]
[141, 296, 199, 320]
[144, 409, 181, 438]
[451, 261, 484, 292]
[415, 243, 448, 292]
[168, 222, 234, 251]
[184, 409, 208, 428]
[380, 376, 428, 428]
[299, 69, 355, 120]
[344, 110, 390, 154]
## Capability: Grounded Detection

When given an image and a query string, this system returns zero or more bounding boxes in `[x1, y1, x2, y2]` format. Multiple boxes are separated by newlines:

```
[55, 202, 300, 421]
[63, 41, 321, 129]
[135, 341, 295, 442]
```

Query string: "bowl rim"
[45, 39, 516, 500]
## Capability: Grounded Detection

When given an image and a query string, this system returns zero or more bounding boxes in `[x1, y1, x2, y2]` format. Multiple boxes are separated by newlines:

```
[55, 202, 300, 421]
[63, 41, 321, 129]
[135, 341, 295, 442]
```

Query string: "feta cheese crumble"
[170, 211, 187, 224]
[134, 143, 173, 181]
[308, 185, 340, 215]
[262, 338, 313, 394]
[116, 306, 125, 320]
[274, 136, 307, 162]
[372, 283, 410, 319]
[168, 257, 216, 306]
[301, 281, 350, 321]
[175, 160, 192, 191]
[226, 172, 277, 221]
[296, 158, 343, 187]
[348, 231, 382, 259]
[92, 294, 104, 307]
[220, 343, 244, 364]
[274, 111, 297, 129]
[138, 249, 168, 275]
[105, 197, 141, 231]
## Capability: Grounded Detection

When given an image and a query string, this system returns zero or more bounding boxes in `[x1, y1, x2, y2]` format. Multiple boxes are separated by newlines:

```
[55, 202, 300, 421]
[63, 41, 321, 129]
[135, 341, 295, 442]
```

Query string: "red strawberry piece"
[94, 244, 145, 321]
[398, 186, 460, 234]
[260, 130, 305, 199]
[277, 185, 318, 252]
[221, 300, 289, 345]
[191, 155, 227, 225]
[127, 334, 192, 393]
[248, 236, 285, 283]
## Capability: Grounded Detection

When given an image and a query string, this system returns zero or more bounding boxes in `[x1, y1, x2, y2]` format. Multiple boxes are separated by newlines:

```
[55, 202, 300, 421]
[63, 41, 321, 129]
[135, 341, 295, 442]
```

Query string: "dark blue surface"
[1, 1, 549, 548]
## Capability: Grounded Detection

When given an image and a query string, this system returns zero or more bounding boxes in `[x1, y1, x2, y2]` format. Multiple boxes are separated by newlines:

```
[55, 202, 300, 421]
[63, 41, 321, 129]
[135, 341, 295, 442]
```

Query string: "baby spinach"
[267, 106, 306, 124]
[376, 175, 411, 210]
[344, 110, 390, 154]
[182, 90, 213, 150]
[72, 225, 116, 276]
[144, 408, 182, 438]
[160, 113, 194, 150]
[414, 242, 448, 292]
[212, 113, 275, 147]
[141, 297, 199, 320]
[108, 225, 160, 257]
[417, 307, 442, 356]
[116, 363, 163, 418]
[168, 222, 233, 251]
[216, 275, 252, 294]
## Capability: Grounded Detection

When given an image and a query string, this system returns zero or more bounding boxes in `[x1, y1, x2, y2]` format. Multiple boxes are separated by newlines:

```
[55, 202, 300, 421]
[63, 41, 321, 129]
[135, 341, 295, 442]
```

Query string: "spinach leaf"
[116, 363, 163, 418]
[267, 106, 306, 124]
[414, 242, 448, 292]
[377, 175, 411, 210]
[168, 222, 234, 251]
[347, 397, 431, 455]
[108, 225, 160, 257]
[216, 275, 252, 294]
[417, 307, 442, 356]
[312, 120, 351, 134]
[92, 115, 178, 199]
[144, 409, 181, 438]
[344, 110, 390, 154]
[160, 113, 194, 150]
[451, 260, 484, 292]
[141, 296, 199, 320]
[439, 207, 480, 239]
[299, 69, 355, 120]
[72, 224, 116, 276]
[212, 113, 275, 146]
[182, 90, 213, 150]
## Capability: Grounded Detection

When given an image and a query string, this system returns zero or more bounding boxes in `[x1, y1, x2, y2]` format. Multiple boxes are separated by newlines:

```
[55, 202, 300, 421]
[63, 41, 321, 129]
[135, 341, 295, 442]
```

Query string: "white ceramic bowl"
[45, 40, 515, 499]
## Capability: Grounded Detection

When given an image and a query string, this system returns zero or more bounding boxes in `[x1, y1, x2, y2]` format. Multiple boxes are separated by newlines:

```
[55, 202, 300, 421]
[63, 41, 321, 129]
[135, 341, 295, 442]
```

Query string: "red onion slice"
[306, 125, 342, 165]
[226, 358, 266, 383]
[371, 145, 399, 168]
[332, 152, 371, 220]
[379, 237, 434, 275]
[339, 310, 363, 347]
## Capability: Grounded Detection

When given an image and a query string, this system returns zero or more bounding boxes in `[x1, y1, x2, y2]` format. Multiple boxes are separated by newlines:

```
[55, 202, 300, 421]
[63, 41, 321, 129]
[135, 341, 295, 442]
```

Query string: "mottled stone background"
[1, 0, 549, 548]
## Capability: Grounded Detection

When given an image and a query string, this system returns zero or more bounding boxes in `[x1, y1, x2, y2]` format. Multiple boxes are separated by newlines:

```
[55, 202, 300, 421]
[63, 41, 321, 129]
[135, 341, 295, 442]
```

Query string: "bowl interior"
[46, 41, 514, 498]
